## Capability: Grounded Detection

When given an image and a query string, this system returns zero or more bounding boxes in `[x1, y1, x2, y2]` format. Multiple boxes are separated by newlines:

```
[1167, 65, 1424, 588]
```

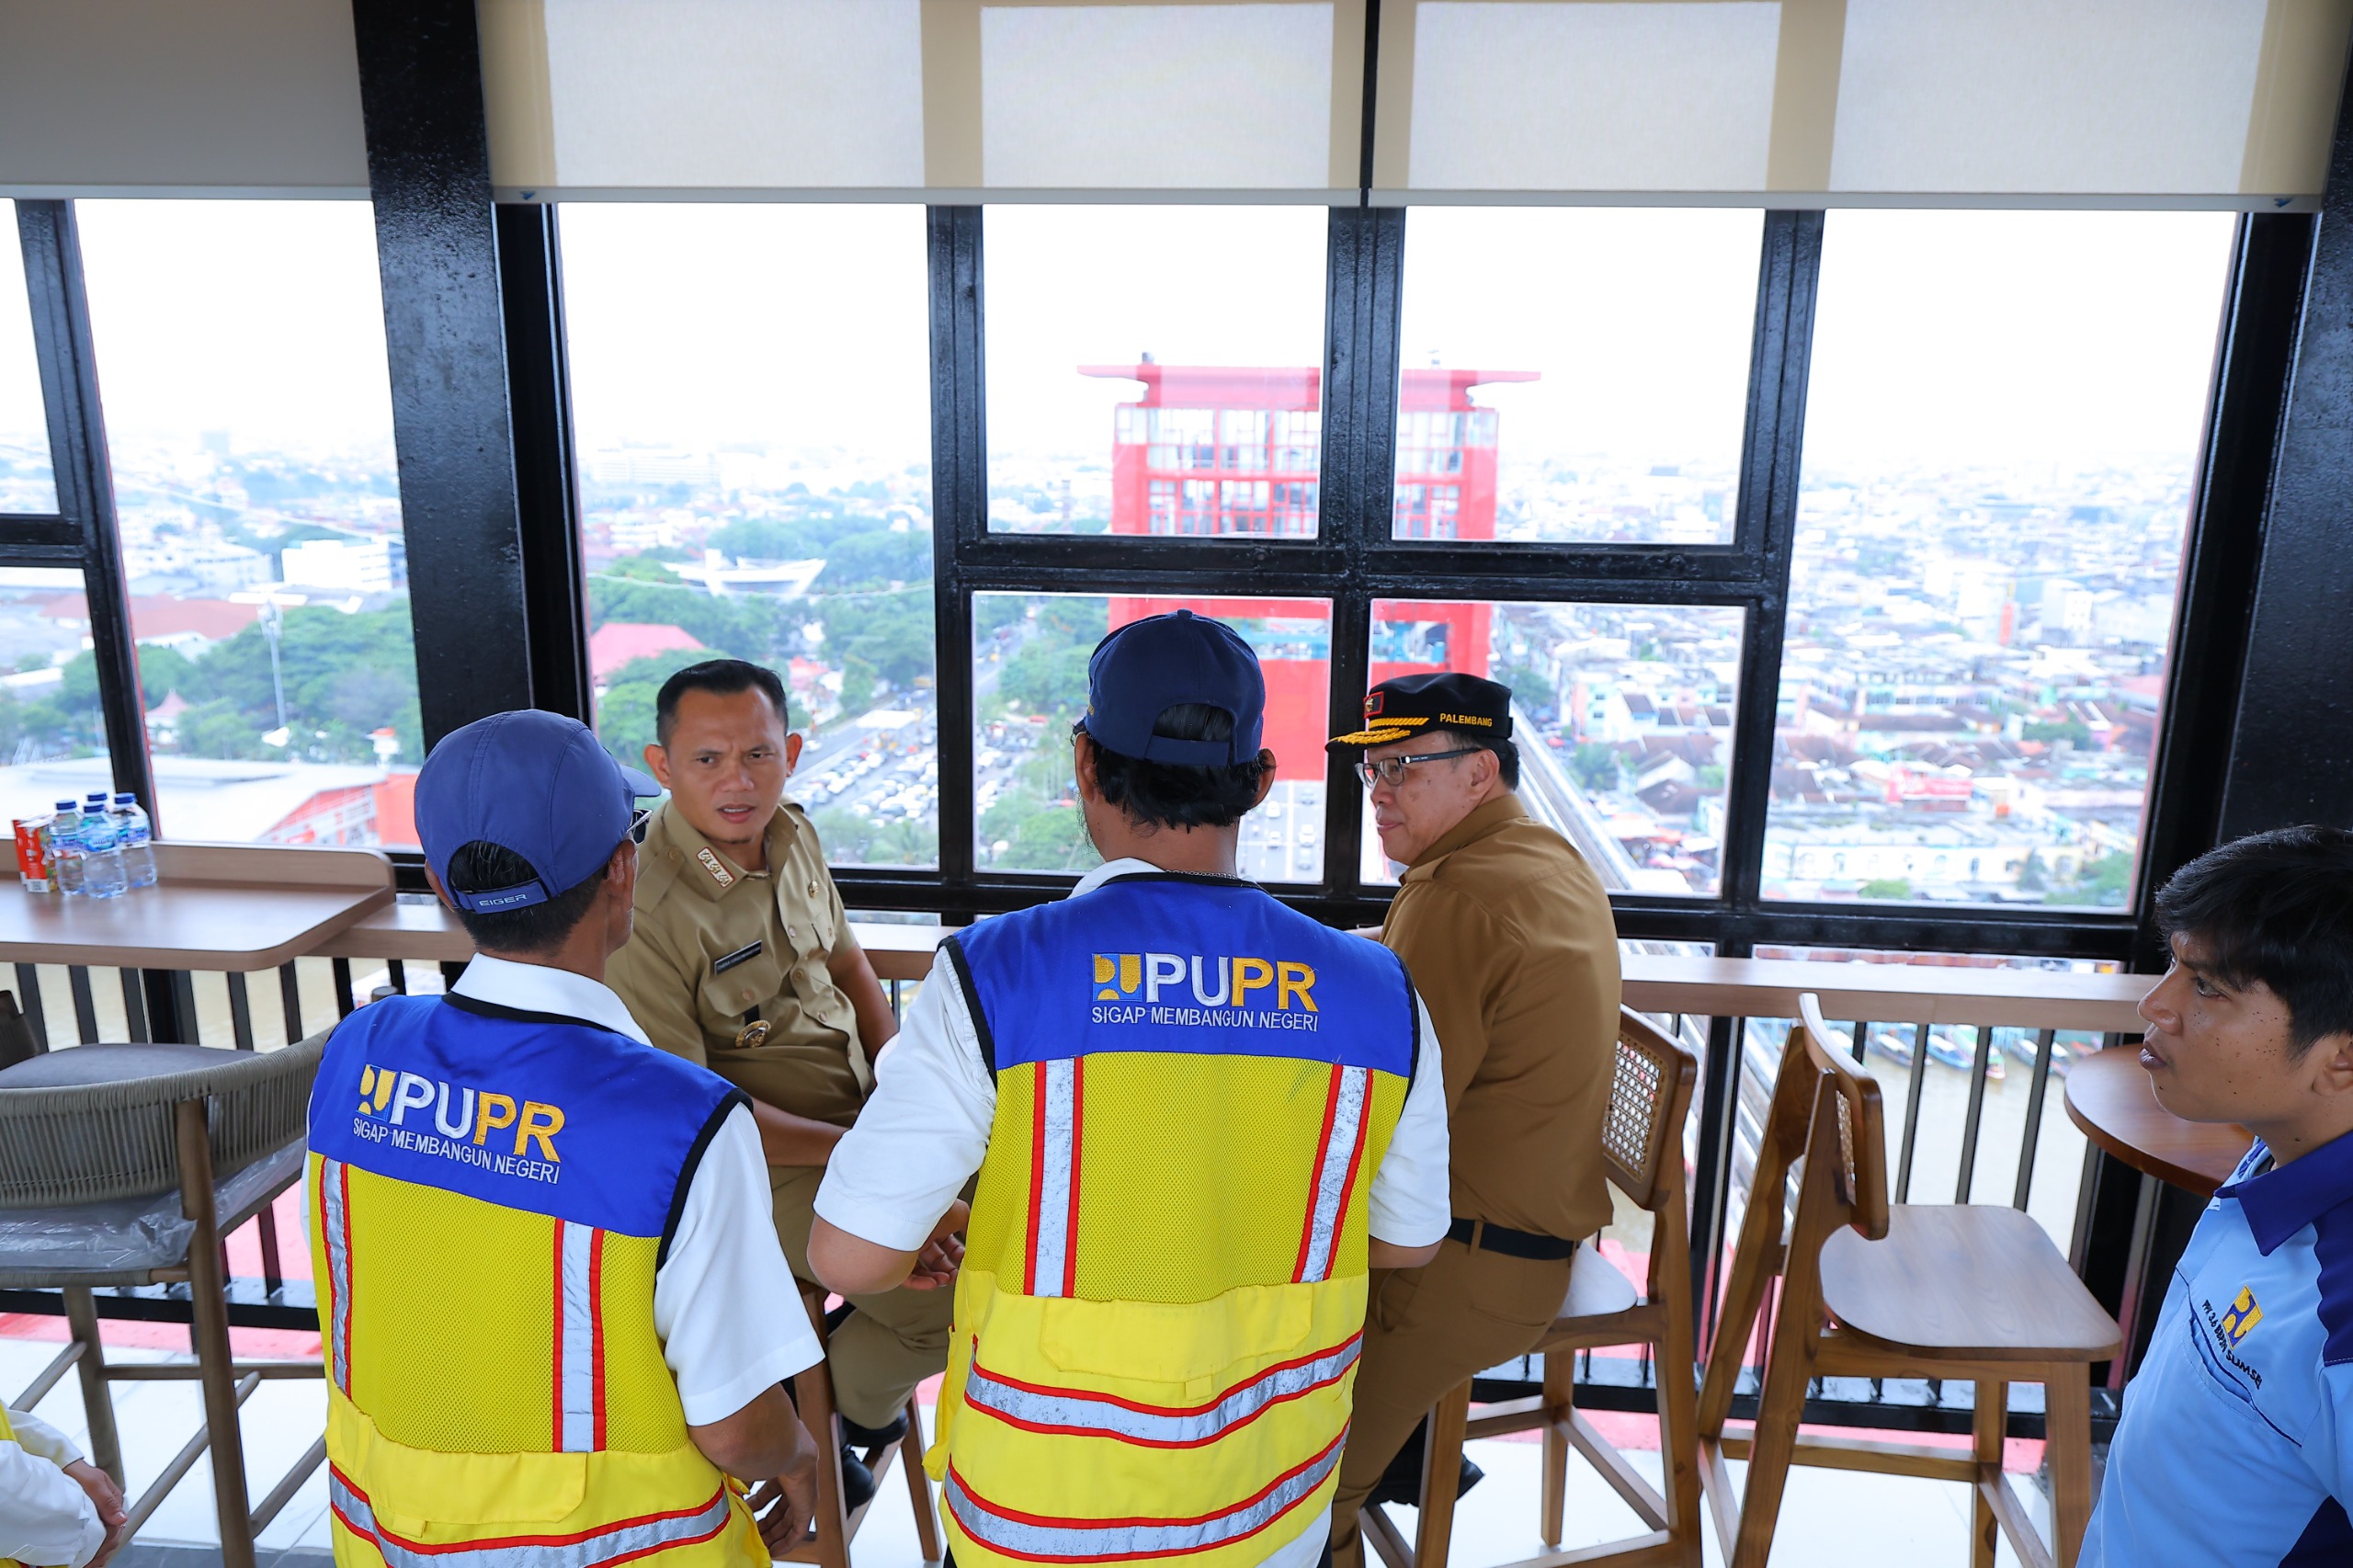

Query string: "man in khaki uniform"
[1324, 671, 1622, 1568]
[607, 659, 955, 1497]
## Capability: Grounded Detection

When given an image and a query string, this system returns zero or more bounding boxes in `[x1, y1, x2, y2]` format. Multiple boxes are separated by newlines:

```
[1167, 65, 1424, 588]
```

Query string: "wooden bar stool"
[779, 1280, 943, 1568]
[1695, 996, 2121, 1568]
[1363, 1008, 1704, 1568]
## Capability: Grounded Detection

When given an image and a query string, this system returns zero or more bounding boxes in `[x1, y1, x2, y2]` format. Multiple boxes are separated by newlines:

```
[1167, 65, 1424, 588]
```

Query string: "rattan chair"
[1694, 995, 2120, 1568]
[0, 1032, 330, 1568]
[1364, 1007, 1703, 1568]
[779, 1278, 943, 1568]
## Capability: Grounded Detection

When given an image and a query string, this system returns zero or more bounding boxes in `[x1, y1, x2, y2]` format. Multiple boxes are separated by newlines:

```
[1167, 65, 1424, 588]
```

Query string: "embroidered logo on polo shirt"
[2220, 1287, 2264, 1348]
[696, 848, 735, 888]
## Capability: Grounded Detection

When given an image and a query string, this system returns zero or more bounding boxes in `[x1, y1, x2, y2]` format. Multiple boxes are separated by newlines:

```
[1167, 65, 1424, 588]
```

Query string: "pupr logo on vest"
[2219, 1286, 2263, 1348]
[353, 1062, 565, 1186]
[1091, 952, 1320, 1032]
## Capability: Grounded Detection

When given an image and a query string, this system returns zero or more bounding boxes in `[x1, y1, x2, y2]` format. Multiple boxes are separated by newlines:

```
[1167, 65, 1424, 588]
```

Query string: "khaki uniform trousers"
[1330, 1238, 1571, 1568]
[769, 1165, 958, 1430]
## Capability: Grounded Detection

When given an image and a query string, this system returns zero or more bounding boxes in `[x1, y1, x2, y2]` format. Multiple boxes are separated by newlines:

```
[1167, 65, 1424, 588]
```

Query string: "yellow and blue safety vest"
[932, 871, 1419, 1568]
[306, 993, 762, 1568]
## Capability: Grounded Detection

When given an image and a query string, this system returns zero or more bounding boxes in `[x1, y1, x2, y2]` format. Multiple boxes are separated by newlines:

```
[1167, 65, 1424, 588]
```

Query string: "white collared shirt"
[0, 1406, 103, 1568]
[449, 956, 821, 1425]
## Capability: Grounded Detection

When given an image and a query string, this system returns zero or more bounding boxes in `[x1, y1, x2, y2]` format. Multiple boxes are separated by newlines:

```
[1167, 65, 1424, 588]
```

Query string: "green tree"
[1859, 878, 1913, 900]
[1570, 742, 1620, 792]
[594, 649, 721, 766]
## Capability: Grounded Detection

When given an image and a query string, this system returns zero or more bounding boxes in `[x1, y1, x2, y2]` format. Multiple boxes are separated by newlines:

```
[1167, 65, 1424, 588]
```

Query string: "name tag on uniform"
[713, 941, 763, 974]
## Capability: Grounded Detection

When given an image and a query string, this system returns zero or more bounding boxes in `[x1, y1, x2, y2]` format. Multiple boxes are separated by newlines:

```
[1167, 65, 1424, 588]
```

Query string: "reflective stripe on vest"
[321, 1155, 353, 1395]
[554, 1220, 603, 1453]
[1028, 1057, 1080, 1298]
[963, 1334, 1361, 1449]
[328, 1468, 733, 1568]
[1295, 1065, 1371, 1285]
[945, 1432, 1346, 1562]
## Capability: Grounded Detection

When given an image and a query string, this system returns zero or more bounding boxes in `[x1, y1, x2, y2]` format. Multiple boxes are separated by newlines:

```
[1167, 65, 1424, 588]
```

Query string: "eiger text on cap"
[1081, 608, 1267, 767]
[415, 710, 661, 913]
[1328, 670, 1514, 749]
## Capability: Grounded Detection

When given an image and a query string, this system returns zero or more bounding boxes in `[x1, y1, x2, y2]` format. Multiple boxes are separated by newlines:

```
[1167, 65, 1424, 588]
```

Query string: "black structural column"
[2215, 56, 2353, 840]
[350, 0, 535, 742]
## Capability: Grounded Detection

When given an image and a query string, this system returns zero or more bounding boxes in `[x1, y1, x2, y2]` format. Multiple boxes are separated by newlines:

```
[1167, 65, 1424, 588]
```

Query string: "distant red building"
[1089, 364, 1529, 779]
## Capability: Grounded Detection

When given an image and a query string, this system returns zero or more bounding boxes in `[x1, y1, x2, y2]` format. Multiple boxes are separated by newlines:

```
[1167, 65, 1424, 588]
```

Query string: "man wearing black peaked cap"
[1324, 671, 1624, 1568]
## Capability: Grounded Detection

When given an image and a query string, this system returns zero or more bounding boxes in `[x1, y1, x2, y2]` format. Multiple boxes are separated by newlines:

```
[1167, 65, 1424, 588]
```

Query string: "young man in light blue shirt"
[2086, 824, 2353, 1563]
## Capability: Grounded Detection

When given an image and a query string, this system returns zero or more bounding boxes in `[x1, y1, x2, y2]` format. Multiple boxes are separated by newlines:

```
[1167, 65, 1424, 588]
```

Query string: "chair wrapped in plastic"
[0, 1031, 330, 1568]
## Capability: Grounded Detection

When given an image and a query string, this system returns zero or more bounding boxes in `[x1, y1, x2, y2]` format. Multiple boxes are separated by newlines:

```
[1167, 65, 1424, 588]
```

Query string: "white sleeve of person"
[653, 1104, 824, 1425]
[0, 1407, 104, 1568]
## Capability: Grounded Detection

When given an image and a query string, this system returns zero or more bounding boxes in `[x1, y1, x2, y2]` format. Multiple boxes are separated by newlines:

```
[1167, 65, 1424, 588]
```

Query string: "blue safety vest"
[309, 993, 740, 1235]
[928, 871, 1421, 1568]
[306, 994, 764, 1568]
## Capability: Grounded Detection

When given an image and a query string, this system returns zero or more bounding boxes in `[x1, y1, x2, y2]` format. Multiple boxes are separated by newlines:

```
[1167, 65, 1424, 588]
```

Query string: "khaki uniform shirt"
[1381, 793, 1621, 1241]
[608, 798, 870, 1129]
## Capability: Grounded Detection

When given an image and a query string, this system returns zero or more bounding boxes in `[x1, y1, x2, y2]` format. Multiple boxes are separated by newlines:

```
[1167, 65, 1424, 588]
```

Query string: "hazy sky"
[0, 197, 2240, 485]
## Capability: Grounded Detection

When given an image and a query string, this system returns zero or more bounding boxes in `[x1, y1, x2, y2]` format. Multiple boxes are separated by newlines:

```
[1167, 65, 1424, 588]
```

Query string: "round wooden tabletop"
[2063, 1047, 2253, 1197]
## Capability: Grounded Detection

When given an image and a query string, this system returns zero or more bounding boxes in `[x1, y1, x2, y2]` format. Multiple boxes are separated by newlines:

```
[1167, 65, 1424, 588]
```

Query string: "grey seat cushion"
[0, 1042, 232, 1088]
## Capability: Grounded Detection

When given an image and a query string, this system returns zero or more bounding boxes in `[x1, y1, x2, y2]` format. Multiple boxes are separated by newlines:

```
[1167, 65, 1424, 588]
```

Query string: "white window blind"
[479, 0, 1367, 201]
[1373, 0, 2353, 209]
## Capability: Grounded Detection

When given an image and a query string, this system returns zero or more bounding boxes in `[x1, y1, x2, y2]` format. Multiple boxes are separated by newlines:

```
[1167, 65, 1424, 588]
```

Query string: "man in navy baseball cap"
[311, 709, 830, 1553]
[415, 708, 663, 928]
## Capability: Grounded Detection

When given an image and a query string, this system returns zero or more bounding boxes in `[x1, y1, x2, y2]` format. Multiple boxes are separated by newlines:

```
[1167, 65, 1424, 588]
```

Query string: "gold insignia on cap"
[734, 1020, 771, 1049]
[695, 847, 735, 888]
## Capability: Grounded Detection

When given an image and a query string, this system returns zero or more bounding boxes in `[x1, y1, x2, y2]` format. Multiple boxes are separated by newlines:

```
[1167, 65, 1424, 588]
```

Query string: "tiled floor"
[6, 1335, 2056, 1567]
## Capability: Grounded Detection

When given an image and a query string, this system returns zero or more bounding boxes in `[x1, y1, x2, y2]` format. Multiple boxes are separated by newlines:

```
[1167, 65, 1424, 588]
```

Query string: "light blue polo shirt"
[2085, 1131, 2353, 1563]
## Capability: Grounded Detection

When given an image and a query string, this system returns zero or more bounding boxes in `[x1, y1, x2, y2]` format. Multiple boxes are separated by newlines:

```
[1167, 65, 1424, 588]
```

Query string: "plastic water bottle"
[78, 791, 125, 899]
[111, 793, 155, 889]
[49, 800, 84, 897]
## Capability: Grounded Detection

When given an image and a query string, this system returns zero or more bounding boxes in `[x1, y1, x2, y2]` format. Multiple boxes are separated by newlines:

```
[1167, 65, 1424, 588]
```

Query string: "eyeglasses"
[629, 808, 653, 844]
[1353, 747, 1482, 789]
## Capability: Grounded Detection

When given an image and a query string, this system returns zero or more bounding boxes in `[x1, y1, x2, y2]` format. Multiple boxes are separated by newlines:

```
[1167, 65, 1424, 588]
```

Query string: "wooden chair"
[779, 1280, 943, 1568]
[1363, 1007, 1704, 1568]
[1695, 996, 2120, 1568]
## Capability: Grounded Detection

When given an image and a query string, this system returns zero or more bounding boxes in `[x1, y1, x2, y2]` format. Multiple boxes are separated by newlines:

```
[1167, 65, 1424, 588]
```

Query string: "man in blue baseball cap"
[302, 710, 824, 1564]
[806, 609, 1452, 1568]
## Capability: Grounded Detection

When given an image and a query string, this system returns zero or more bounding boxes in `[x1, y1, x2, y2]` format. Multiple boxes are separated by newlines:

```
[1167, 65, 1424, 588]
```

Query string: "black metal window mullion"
[1715, 210, 1824, 923]
[12, 200, 156, 819]
[1314, 204, 1399, 897]
[928, 205, 987, 902]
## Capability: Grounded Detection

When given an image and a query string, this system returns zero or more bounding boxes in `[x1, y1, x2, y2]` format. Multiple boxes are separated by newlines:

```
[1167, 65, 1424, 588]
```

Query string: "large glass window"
[1392, 209, 1759, 543]
[983, 206, 1330, 537]
[1365, 599, 1743, 892]
[75, 200, 417, 846]
[973, 593, 1331, 878]
[560, 205, 938, 868]
[0, 565, 111, 827]
[0, 202, 58, 513]
[1767, 210, 2236, 909]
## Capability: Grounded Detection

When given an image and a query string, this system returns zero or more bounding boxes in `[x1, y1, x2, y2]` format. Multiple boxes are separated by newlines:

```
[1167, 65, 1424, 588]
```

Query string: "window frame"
[846, 201, 2258, 972]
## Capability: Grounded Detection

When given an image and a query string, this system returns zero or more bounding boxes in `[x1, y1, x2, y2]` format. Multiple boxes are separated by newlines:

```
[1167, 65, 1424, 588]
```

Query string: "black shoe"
[1366, 1418, 1484, 1508]
[840, 1411, 909, 1449]
[839, 1446, 877, 1512]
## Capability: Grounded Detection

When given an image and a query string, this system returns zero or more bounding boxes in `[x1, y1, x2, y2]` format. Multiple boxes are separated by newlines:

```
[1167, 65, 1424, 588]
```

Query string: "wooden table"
[2064, 1045, 2253, 1198]
[0, 842, 393, 971]
[316, 896, 950, 984]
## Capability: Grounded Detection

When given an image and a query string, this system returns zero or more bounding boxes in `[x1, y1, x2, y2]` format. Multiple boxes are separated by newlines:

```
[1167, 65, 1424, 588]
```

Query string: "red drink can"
[14, 816, 52, 892]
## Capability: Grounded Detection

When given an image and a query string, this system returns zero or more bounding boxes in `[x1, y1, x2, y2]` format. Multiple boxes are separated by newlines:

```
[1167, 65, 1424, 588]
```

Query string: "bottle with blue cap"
[79, 790, 125, 899]
[112, 793, 155, 889]
[49, 799, 84, 896]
